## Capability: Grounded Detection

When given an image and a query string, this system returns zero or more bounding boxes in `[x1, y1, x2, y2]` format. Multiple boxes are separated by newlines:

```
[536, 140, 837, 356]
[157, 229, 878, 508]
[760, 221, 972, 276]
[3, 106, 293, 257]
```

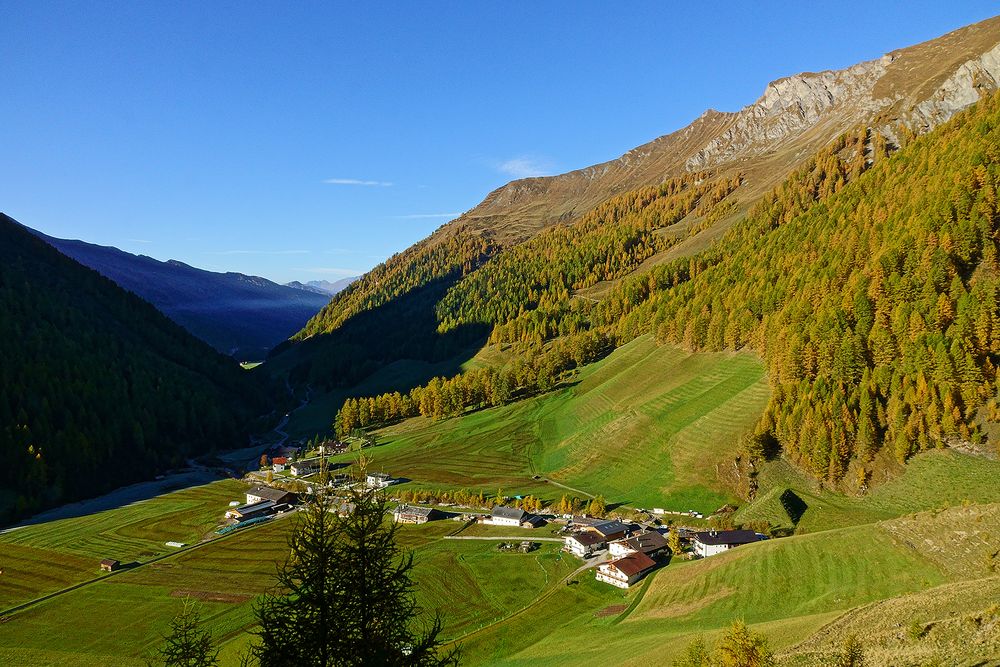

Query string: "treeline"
[0, 216, 267, 523]
[335, 330, 611, 434]
[296, 232, 496, 339]
[434, 174, 742, 339]
[391, 487, 607, 516]
[394, 487, 545, 513]
[275, 232, 497, 390]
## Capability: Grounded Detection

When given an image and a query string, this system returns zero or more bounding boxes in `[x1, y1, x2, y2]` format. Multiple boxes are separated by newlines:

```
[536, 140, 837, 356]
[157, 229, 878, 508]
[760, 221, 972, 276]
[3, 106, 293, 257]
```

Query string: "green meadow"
[0, 479, 245, 611]
[331, 336, 770, 513]
[0, 510, 580, 666]
[454, 504, 1000, 666]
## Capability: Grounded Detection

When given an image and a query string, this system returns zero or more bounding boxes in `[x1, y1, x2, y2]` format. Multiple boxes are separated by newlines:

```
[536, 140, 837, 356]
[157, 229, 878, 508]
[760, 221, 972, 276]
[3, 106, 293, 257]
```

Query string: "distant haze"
[29, 224, 332, 361]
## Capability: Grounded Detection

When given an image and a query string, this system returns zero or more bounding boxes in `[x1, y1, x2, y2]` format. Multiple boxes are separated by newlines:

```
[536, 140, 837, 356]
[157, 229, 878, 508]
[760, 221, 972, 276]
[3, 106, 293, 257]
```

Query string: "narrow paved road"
[543, 477, 595, 499]
[443, 535, 564, 542]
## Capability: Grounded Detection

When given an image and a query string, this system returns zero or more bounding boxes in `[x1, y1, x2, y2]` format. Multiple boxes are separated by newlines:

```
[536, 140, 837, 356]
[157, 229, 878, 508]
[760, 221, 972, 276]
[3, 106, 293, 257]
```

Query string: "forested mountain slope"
[0, 214, 267, 523]
[272, 16, 1000, 393]
[338, 91, 1000, 494]
[35, 231, 331, 360]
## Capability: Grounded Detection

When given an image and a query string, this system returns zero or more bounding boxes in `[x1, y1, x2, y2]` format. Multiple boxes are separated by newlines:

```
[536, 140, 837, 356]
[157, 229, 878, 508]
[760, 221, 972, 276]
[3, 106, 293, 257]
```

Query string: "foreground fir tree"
[247, 466, 458, 666]
[158, 599, 218, 667]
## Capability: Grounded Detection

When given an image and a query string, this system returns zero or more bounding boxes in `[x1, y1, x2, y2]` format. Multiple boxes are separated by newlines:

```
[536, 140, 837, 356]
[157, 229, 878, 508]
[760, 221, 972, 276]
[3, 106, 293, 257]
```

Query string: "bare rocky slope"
[441, 15, 1000, 248]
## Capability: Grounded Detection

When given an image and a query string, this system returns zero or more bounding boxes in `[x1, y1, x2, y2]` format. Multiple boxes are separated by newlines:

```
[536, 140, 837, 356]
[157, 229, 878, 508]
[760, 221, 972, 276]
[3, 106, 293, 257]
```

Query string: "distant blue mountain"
[285, 277, 356, 296]
[32, 230, 333, 360]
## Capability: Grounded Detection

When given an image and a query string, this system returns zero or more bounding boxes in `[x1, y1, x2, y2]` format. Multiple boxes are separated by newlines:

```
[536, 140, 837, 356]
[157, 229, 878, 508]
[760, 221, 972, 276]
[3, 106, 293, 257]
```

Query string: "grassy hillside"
[781, 577, 1000, 665]
[0, 215, 266, 523]
[736, 450, 1000, 533]
[1, 475, 997, 666]
[0, 502, 577, 666]
[328, 336, 769, 512]
[0, 480, 245, 610]
[455, 504, 1000, 666]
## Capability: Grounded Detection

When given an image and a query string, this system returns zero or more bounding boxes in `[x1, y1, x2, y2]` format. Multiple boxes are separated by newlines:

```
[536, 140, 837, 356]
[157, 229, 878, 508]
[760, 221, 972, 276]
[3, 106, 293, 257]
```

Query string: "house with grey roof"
[692, 529, 764, 558]
[489, 506, 527, 527]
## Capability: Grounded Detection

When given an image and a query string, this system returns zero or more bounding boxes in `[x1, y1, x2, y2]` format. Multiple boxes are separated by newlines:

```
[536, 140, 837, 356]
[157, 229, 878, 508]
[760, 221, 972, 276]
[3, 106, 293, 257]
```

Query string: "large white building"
[691, 530, 763, 558]
[366, 472, 394, 489]
[245, 485, 296, 506]
[563, 532, 605, 558]
[489, 506, 527, 527]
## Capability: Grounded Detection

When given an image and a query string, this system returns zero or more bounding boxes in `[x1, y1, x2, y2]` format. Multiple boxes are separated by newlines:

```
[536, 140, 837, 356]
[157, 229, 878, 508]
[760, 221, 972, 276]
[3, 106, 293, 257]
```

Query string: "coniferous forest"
[0, 215, 267, 522]
[325, 92, 1000, 487]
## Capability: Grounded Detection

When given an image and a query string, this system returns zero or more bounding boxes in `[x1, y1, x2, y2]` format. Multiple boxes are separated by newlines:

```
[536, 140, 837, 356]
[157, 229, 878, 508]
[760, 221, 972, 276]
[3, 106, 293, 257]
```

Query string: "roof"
[271, 457, 288, 465]
[491, 506, 527, 521]
[394, 504, 435, 518]
[567, 532, 604, 546]
[100, 558, 120, 566]
[248, 486, 294, 502]
[589, 520, 631, 537]
[693, 530, 761, 546]
[608, 552, 657, 577]
[570, 515, 603, 526]
[614, 531, 668, 553]
[368, 472, 391, 480]
[233, 500, 276, 514]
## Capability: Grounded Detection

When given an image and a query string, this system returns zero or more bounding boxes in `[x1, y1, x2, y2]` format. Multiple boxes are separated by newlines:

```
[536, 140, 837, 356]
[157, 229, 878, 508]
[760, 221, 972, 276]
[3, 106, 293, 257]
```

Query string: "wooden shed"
[100, 558, 121, 572]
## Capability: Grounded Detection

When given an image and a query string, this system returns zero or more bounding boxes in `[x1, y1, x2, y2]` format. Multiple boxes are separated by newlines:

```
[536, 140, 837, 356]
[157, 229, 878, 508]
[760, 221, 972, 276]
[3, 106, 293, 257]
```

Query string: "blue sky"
[2, 2, 997, 283]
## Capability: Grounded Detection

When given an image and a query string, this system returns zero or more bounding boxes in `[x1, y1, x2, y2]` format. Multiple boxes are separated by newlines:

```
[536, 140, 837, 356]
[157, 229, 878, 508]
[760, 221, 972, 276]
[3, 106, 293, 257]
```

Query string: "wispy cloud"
[205, 249, 310, 256]
[323, 178, 393, 187]
[391, 212, 461, 220]
[127, 238, 152, 244]
[496, 156, 552, 179]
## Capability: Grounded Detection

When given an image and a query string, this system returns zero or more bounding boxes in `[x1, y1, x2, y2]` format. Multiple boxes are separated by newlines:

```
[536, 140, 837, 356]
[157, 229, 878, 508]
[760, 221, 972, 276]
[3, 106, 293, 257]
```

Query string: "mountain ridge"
[28, 228, 331, 360]
[279, 15, 1000, 391]
[434, 15, 1000, 249]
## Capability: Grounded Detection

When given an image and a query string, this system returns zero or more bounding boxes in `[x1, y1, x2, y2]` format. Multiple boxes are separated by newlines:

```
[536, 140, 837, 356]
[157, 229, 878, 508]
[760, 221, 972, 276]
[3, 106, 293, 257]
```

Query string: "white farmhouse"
[595, 552, 656, 589]
[489, 506, 526, 527]
[366, 472, 394, 489]
[563, 532, 604, 558]
[691, 530, 763, 558]
[608, 530, 668, 558]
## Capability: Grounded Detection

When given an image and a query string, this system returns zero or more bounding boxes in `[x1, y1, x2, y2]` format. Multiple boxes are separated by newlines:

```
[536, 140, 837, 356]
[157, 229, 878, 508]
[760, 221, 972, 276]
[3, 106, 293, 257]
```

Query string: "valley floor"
[2, 339, 999, 665]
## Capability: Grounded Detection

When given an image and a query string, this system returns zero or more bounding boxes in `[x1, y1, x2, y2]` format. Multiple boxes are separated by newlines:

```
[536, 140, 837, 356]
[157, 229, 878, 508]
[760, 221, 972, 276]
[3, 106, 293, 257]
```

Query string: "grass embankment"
[736, 450, 1000, 533]
[328, 336, 769, 513]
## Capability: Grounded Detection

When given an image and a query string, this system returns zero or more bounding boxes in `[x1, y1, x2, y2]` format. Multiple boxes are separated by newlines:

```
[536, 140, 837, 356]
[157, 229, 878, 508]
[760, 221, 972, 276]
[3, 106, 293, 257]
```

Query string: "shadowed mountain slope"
[34, 231, 331, 360]
[0, 213, 267, 523]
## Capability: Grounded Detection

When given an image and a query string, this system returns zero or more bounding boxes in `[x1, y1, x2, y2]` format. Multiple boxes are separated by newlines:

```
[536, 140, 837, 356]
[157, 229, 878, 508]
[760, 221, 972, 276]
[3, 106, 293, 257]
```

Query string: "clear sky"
[2, 2, 997, 283]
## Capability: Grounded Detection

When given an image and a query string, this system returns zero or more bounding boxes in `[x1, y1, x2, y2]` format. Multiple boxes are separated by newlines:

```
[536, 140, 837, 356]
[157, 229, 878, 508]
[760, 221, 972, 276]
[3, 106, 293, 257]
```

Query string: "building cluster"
[562, 516, 767, 589]
[225, 486, 298, 522]
[484, 505, 546, 529]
